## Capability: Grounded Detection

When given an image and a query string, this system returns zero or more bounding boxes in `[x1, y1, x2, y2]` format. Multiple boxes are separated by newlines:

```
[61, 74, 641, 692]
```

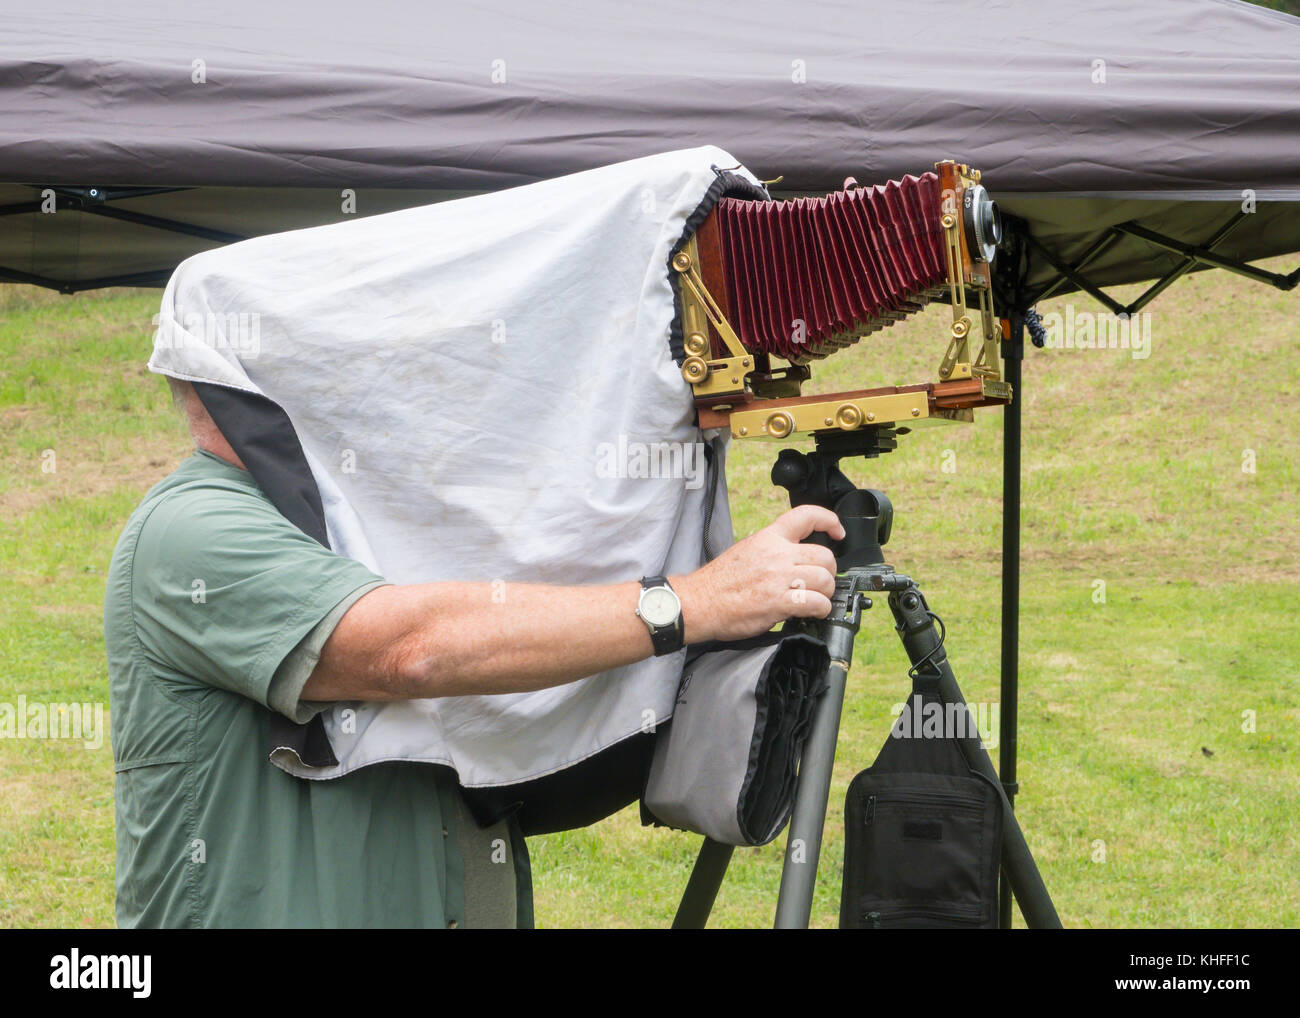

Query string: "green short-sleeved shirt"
[105, 449, 533, 928]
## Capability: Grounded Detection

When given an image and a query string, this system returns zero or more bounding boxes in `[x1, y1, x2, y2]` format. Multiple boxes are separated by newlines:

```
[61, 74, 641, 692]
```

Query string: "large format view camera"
[673, 160, 1008, 448]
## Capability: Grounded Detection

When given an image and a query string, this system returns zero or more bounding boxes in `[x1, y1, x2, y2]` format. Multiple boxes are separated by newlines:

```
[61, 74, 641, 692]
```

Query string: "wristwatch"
[636, 575, 685, 656]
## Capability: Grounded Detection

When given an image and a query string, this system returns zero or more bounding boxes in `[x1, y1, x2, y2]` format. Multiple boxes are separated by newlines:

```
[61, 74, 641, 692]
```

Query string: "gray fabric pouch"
[640, 630, 829, 847]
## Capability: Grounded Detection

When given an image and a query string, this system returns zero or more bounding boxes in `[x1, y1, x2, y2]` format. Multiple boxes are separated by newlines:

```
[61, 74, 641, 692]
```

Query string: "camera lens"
[984, 199, 1002, 247]
[964, 185, 1000, 263]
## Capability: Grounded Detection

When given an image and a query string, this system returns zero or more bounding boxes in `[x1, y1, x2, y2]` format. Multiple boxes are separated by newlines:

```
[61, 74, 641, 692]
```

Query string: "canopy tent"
[3, 0, 1300, 295]
[4, 0, 1298, 927]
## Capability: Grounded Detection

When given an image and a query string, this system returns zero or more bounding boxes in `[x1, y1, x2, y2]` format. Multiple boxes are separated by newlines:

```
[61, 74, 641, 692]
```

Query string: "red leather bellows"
[712, 172, 947, 362]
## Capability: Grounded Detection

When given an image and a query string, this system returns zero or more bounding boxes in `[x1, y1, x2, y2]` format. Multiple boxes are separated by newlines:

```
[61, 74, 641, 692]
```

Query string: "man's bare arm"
[301, 504, 845, 701]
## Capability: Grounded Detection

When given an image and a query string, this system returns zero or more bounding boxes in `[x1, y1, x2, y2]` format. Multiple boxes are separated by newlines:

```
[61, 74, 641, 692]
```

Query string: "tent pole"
[998, 311, 1025, 929]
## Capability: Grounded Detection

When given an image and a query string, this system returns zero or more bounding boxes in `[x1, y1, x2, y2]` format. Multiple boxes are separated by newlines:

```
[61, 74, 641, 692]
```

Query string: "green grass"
[1, 260, 1297, 928]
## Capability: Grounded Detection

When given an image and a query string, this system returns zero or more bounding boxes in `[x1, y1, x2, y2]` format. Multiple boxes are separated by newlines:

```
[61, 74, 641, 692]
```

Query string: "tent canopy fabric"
[2, 0, 1299, 294]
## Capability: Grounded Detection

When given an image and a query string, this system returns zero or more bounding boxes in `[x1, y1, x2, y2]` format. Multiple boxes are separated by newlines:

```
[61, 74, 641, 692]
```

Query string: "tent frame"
[10, 183, 1300, 300]
[1022, 211, 1300, 316]
[0, 185, 242, 292]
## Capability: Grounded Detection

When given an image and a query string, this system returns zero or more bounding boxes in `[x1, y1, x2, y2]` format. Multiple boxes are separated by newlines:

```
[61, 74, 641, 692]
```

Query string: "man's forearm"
[302, 504, 845, 703]
[304, 575, 714, 701]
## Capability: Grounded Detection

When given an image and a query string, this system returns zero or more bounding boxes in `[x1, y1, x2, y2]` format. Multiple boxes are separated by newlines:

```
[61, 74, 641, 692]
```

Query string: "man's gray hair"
[165, 374, 192, 409]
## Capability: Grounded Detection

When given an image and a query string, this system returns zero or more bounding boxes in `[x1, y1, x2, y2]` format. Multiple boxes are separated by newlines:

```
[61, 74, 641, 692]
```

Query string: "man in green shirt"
[105, 377, 844, 927]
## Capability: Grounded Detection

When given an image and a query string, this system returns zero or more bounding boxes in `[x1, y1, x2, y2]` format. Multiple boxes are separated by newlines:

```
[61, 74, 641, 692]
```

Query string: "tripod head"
[771, 427, 895, 571]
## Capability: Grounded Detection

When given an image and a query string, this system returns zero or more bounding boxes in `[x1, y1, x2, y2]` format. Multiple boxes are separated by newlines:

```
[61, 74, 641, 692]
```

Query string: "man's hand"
[673, 504, 845, 643]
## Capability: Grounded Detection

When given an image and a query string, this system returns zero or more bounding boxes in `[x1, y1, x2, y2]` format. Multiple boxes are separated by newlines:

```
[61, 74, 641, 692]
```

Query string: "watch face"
[639, 586, 680, 627]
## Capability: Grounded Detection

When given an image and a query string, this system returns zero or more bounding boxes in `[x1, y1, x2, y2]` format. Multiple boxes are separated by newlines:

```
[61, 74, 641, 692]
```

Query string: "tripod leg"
[672, 838, 734, 928]
[890, 583, 1063, 929]
[772, 656, 849, 928]
[773, 585, 862, 928]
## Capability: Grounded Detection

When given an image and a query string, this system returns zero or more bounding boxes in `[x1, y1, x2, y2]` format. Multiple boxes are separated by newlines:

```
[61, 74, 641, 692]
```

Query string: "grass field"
[1, 259, 1296, 928]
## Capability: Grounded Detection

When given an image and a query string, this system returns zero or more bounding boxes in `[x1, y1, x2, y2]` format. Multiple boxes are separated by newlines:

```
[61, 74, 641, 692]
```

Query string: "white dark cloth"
[148, 147, 753, 788]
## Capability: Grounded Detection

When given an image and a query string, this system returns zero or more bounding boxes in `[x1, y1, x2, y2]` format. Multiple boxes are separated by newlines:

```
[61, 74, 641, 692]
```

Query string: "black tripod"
[673, 427, 1061, 929]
